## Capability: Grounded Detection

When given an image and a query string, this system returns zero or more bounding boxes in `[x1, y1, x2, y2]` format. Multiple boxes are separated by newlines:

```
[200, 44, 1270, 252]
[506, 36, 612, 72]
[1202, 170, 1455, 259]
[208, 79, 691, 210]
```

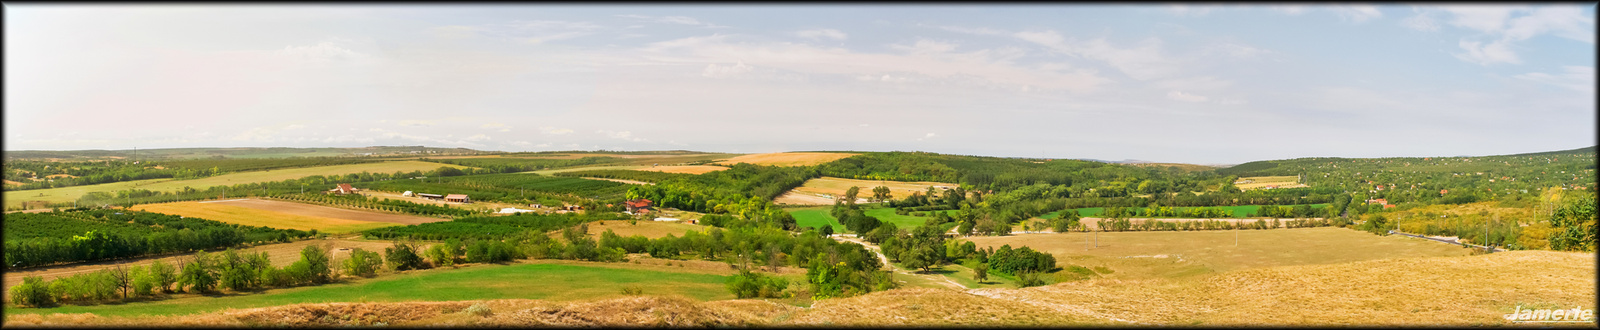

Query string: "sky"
[5, 4, 1595, 164]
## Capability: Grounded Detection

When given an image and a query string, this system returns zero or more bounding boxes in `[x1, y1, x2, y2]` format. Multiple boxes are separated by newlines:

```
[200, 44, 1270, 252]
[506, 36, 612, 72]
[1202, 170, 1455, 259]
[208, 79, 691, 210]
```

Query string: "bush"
[621, 285, 643, 296]
[384, 242, 427, 271]
[10, 276, 54, 307]
[343, 248, 383, 278]
[465, 302, 493, 317]
[726, 270, 789, 299]
[1016, 271, 1049, 288]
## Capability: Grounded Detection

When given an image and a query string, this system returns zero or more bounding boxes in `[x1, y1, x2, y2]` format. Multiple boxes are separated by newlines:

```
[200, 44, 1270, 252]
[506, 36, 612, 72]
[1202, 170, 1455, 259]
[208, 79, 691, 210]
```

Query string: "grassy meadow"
[4, 161, 470, 209]
[5, 262, 733, 318]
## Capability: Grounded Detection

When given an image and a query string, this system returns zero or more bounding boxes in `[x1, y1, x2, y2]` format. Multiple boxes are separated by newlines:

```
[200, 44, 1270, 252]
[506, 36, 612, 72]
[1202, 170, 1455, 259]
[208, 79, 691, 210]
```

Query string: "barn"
[445, 194, 471, 203]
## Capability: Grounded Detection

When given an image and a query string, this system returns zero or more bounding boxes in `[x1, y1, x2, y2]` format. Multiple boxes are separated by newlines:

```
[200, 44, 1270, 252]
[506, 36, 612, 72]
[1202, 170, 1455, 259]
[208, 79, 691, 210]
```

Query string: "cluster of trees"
[64, 170, 458, 210]
[1221, 147, 1596, 206]
[3, 157, 382, 191]
[10, 245, 341, 307]
[362, 212, 627, 241]
[625, 163, 815, 230]
[553, 169, 693, 183]
[4, 210, 311, 270]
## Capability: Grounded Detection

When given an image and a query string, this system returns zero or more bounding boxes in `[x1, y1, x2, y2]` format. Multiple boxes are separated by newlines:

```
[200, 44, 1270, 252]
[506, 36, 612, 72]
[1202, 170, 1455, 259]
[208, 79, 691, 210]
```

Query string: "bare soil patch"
[774, 191, 837, 205]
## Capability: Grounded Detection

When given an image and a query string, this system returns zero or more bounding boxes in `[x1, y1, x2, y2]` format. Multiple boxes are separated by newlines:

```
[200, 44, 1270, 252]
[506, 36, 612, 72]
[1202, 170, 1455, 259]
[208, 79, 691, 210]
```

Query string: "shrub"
[384, 242, 427, 271]
[9, 276, 54, 307]
[1016, 271, 1049, 288]
[726, 270, 789, 299]
[343, 248, 383, 278]
[465, 302, 492, 317]
[621, 285, 643, 296]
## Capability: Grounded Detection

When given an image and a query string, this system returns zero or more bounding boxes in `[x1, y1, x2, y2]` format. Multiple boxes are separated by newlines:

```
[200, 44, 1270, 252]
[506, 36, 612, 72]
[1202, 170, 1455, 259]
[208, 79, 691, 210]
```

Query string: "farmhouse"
[445, 194, 471, 203]
[328, 183, 360, 195]
[625, 199, 653, 214]
[417, 193, 444, 200]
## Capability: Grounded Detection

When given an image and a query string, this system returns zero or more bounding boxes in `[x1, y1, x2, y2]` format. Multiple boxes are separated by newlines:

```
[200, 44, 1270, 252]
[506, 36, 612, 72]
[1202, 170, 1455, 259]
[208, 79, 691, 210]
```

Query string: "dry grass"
[716, 152, 859, 167]
[580, 220, 709, 239]
[792, 287, 1096, 326]
[976, 251, 1595, 326]
[633, 165, 729, 174]
[774, 191, 837, 205]
[1234, 175, 1308, 190]
[790, 177, 957, 201]
[135, 201, 402, 233]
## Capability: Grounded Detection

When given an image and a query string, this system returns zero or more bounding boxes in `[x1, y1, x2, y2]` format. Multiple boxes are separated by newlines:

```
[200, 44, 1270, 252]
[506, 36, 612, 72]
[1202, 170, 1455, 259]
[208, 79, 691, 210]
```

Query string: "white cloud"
[796, 28, 848, 40]
[935, 25, 1007, 36]
[1014, 30, 1180, 80]
[481, 123, 507, 128]
[539, 126, 574, 135]
[1516, 66, 1596, 92]
[1455, 39, 1520, 65]
[284, 124, 307, 130]
[275, 41, 377, 66]
[464, 134, 492, 142]
[1167, 4, 1220, 17]
[436, 20, 603, 44]
[641, 33, 1108, 92]
[916, 133, 937, 141]
[890, 39, 958, 56]
[1440, 5, 1523, 32]
[398, 120, 434, 127]
[1167, 91, 1209, 103]
[1268, 5, 1308, 16]
[617, 14, 724, 28]
[596, 130, 647, 142]
[1401, 11, 1441, 32]
[702, 61, 754, 78]
[1332, 5, 1383, 23]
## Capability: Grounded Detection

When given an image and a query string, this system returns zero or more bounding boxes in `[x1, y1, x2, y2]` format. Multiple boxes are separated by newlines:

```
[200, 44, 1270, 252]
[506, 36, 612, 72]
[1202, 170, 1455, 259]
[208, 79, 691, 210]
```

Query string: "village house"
[328, 183, 360, 195]
[625, 199, 653, 214]
[445, 194, 471, 203]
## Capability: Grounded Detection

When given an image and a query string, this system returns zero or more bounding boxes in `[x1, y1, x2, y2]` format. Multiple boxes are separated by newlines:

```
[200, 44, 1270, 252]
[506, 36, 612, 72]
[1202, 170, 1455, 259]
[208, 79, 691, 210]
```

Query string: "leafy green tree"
[973, 263, 989, 283]
[10, 276, 54, 307]
[425, 244, 455, 267]
[871, 186, 892, 203]
[148, 260, 177, 293]
[844, 186, 861, 207]
[177, 252, 218, 293]
[1548, 194, 1596, 252]
[343, 248, 382, 278]
[384, 241, 427, 271]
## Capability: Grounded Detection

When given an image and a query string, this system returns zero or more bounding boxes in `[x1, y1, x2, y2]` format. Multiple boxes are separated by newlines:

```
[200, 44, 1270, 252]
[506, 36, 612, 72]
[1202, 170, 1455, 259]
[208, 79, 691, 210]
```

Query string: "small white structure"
[498, 207, 537, 214]
[653, 217, 680, 222]
[402, 191, 415, 197]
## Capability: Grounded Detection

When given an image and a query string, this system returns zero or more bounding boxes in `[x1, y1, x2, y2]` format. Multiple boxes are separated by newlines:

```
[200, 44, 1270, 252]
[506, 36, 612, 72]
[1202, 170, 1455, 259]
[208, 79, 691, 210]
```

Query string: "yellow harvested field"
[966, 251, 1594, 326]
[4, 161, 471, 209]
[715, 152, 858, 167]
[789, 177, 957, 201]
[578, 220, 709, 239]
[1234, 176, 1307, 190]
[136, 200, 407, 233]
[634, 165, 729, 174]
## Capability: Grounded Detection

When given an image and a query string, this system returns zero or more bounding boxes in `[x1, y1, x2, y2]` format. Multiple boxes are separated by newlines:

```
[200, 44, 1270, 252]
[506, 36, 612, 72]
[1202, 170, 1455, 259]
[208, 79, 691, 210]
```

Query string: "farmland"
[787, 176, 957, 201]
[1233, 175, 1307, 190]
[634, 165, 730, 174]
[134, 199, 438, 233]
[4, 261, 734, 318]
[716, 152, 859, 167]
[786, 205, 956, 232]
[2, 238, 399, 297]
[4, 209, 313, 270]
[960, 227, 1470, 279]
[3, 161, 470, 209]
[579, 220, 709, 239]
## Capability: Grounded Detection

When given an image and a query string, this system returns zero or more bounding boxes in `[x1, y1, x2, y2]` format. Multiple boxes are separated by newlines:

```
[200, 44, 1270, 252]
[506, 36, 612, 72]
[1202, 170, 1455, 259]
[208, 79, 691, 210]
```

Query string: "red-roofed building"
[328, 183, 360, 195]
[444, 194, 470, 203]
[625, 199, 653, 213]
[1440, 189, 1449, 194]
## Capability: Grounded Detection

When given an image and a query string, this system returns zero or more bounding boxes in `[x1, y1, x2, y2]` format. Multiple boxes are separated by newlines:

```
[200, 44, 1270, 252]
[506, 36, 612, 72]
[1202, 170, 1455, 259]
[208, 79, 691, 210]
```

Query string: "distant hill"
[3, 146, 490, 160]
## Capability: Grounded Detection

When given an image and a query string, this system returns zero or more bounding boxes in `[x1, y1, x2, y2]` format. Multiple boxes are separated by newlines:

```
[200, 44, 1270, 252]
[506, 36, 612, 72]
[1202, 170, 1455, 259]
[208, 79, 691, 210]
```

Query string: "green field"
[4, 161, 471, 208]
[789, 206, 957, 233]
[790, 206, 844, 233]
[5, 262, 732, 317]
[1038, 204, 1330, 220]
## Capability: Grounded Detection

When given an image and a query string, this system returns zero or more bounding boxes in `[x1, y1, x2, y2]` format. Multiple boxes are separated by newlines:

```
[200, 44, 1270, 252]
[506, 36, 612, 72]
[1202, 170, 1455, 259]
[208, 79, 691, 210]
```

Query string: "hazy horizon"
[6, 4, 1596, 164]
